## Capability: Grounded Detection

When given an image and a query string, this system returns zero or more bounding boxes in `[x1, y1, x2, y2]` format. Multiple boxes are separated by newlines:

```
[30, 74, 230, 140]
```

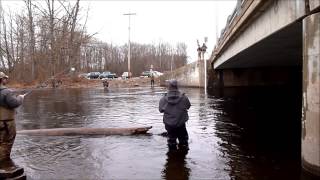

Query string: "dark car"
[88, 72, 100, 79]
[107, 73, 117, 79]
[99, 71, 117, 79]
[99, 71, 111, 79]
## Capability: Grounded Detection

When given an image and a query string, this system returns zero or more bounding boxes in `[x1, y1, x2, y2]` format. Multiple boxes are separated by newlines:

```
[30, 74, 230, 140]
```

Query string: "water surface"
[11, 86, 315, 179]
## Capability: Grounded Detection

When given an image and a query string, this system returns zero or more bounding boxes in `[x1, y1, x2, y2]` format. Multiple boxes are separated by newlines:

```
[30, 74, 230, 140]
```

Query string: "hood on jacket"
[165, 90, 183, 105]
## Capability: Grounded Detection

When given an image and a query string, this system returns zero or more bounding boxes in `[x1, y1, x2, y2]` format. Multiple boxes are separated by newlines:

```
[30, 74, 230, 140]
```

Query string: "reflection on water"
[162, 148, 190, 180]
[8, 86, 317, 179]
[211, 86, 302, 180]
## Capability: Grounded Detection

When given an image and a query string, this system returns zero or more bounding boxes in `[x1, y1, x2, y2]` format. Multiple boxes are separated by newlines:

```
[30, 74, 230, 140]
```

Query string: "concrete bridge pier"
[302, 11, 320, 177]
[208, 67, 298, 88]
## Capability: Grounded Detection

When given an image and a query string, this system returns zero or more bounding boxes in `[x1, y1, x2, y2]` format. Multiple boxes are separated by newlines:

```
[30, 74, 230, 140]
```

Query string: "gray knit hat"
[167, 79, 178, 90]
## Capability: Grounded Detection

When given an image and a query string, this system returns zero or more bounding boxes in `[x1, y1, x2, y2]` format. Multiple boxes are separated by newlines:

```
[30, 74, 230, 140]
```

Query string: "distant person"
[0, 72, 24, 162]
[49, 77, 62, 88]
[150, 73, 155, 87]
[159, 79, 191, 151]
[102, 79, 109, 88]
[197, 46, 202, 60]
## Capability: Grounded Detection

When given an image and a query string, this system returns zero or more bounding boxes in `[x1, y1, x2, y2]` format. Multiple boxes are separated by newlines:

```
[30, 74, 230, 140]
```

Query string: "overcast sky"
[2, 0, 237, 63]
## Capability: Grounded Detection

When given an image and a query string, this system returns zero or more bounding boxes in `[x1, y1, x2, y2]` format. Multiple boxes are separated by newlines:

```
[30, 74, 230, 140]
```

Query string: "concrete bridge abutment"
[160, 61, 207, 88]
[302, 11, 320, 177]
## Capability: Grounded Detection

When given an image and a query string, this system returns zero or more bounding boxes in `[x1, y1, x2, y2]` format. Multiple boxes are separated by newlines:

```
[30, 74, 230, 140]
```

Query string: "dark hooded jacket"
[159, 90, 191, 127]
[0, 87, 23, 109]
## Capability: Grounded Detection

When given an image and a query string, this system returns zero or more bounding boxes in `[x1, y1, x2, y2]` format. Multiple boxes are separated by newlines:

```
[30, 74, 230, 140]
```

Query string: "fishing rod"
[11, 89, 33, 99]
[17, 59, 83, 97]
[22, 90, 33, 97]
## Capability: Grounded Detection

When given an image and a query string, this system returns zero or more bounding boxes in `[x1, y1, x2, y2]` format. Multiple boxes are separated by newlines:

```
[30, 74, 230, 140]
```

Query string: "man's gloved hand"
[17, 94, 25, 100]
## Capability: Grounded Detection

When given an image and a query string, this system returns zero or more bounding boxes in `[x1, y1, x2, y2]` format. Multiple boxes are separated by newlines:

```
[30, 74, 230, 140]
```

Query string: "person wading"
[159, 79, 191, 151]
[150, 73, 155, 87]
[0, 72, 24, 162]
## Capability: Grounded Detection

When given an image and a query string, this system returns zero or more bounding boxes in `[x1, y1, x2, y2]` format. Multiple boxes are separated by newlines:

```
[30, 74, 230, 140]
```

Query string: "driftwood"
[17, 126, 152, 136]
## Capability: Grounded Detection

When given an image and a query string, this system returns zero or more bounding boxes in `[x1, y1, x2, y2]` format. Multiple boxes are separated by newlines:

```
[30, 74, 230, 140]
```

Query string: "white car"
[152, 71, 163, 77]
[122, 72, 129, 79]
[78, 73, 89, 79]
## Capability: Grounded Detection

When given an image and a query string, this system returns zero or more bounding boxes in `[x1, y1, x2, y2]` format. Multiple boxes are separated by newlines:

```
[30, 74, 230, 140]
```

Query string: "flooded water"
[11, 86, 317, 179]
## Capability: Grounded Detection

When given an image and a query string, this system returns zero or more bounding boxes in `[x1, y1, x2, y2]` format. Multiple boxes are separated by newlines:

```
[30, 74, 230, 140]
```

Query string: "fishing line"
[18, 59, 82, 96]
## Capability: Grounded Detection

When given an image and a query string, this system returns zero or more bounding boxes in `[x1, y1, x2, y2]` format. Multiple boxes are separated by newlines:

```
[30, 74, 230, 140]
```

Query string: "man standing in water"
[159, 79, 191, 151]
[0, 72, 24, 167]
[150, 73, 155, 87]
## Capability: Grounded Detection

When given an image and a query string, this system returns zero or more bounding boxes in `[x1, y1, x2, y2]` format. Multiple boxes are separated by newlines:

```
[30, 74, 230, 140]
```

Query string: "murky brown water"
[11, 86, 317, 179]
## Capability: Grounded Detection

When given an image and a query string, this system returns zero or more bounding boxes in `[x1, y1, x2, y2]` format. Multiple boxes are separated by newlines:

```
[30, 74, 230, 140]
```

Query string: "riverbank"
[9, 76, 160, 89]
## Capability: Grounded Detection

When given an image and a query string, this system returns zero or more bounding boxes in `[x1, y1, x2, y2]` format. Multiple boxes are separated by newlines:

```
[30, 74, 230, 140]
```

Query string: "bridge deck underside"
[216, 21, 302, 69]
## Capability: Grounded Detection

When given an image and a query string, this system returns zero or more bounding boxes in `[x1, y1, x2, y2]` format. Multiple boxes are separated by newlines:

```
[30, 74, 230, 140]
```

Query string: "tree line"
[0, 0, 188, 83]
[80, 40, 187, 77]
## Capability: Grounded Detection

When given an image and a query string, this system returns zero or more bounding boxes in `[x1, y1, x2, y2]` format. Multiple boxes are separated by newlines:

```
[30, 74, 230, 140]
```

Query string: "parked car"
[140, 70, 162, 78]
[153, 71, 163, 77]
[78, 73, 89, 79]
[99, 71, 111, 79]
[88, 72, 100, 79]
[141, 71, 151, 77]
[99, 71, 117, 79]
[122, 72, 129, 79]
[107, 73, 117, 79]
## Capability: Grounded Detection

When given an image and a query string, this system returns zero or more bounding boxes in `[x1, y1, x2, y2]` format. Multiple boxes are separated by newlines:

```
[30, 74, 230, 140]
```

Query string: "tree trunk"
[25, 0, 36, 80]
[0, 0, 5, 69]
[47, 0, 55, 76]
[68, 0, 80, 69]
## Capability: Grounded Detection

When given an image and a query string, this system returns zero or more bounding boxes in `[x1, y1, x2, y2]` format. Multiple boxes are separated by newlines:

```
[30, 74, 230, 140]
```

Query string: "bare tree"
[46, 0, 55, 76]
[0, 0, 5, 69]
[24, 0, 36, 80]
[79, 40, 188, 76]
[2, 14, 13, 73]
[68, 0, 80, 68]
[0, 1, 188, 83]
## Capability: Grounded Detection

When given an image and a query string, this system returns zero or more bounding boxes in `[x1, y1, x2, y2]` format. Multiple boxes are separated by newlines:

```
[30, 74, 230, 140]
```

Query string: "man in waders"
[159, 79, 191, 151]
[102, 79, 109, 88]
[150, 73, 155, 87]
[0, 72, 25, 177]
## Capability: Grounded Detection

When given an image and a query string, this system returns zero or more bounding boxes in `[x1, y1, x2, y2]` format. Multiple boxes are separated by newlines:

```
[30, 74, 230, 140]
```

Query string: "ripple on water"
[12, 87, 304, 179]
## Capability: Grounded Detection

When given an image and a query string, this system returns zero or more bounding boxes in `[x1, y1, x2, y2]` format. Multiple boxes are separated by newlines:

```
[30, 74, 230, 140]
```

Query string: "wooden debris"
[17, 126, 152, 136]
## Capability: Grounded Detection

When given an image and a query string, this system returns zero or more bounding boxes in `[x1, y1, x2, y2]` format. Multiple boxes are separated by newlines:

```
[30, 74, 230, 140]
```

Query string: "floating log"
[17, 126, 152, 136]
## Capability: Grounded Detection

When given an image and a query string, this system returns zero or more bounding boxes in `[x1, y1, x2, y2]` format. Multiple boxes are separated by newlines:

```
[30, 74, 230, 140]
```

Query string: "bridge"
[210, 0, 319, 176]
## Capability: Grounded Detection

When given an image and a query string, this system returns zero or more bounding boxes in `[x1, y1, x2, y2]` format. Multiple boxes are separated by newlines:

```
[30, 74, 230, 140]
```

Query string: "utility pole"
[170, 49, 173, 73]
[123, 12, 136, 78]
[159, 43, 162, 71]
